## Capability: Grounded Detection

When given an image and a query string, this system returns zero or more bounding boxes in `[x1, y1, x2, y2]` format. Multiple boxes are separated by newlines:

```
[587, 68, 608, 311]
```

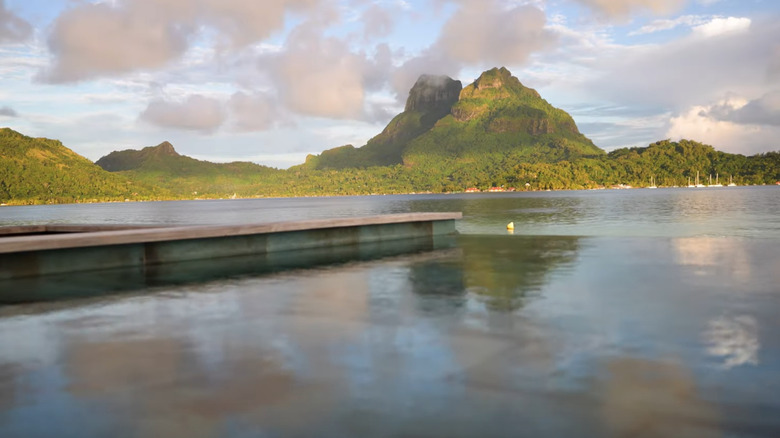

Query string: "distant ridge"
[96, 141, 180, 172]
[95, 140, 282, 197]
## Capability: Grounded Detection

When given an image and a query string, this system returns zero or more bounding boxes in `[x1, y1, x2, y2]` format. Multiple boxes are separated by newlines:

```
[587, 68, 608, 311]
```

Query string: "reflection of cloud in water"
[673, 237, 751, 281]
[601, 358, 720, 438]
[703, 315, 759, 369]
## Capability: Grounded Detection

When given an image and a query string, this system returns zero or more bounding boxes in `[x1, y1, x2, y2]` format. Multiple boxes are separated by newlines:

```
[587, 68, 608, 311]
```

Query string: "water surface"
[1, 188, 779, 437]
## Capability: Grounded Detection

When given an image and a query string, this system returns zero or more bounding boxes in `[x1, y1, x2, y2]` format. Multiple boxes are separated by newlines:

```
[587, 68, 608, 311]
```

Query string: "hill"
[0, 128, 164, 204]
[96, 142, 284, 197]
[303, 67, 603, 171]
[600, 139, 780, 187]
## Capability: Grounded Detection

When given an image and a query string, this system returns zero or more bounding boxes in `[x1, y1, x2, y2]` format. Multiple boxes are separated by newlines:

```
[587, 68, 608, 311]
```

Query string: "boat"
[695, 171, 706, 188]
[648, 176, 657, 189]
[708, 173, 723, 188]
[728, 175, 737, 187]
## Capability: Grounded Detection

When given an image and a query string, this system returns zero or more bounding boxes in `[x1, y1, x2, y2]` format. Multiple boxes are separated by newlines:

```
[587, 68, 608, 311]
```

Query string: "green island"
[2, 67, 779, 205]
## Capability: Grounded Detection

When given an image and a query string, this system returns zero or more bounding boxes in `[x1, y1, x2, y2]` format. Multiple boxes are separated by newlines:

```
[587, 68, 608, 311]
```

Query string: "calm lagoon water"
[1, 187, 779, 437]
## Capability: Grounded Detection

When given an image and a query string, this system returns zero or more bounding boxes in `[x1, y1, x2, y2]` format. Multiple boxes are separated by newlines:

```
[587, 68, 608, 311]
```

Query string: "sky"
[0, 0, 778, 169]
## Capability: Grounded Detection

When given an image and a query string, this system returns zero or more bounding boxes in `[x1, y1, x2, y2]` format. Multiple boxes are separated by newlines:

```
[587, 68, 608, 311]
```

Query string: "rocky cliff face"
[404, 75, 462, 113]
[153, 141, 179, 157]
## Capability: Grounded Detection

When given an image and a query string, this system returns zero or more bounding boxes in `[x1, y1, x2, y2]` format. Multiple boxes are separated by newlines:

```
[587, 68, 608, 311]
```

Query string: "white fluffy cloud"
[0, 0, 31, 44]
[41, 3, 190, 83]
[391, 0, 555, 97]
[269, 32, 367, 119]
[264, 21, 394, 120]
[228, 91, 285, 132]
[437, 1, 556, 66]
[589, 17, 776, 109]
[40, 0, 322, 83]
[139, 94, 227, 133]
[691, 16, 751, 38]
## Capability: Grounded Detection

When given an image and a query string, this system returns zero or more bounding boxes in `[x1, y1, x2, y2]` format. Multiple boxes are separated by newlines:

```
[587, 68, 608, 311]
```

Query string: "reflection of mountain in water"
[410, 235, 581, 312]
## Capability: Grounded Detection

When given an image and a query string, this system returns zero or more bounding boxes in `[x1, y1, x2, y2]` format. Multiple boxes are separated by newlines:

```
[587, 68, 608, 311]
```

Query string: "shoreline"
[1, 183, 775, 207]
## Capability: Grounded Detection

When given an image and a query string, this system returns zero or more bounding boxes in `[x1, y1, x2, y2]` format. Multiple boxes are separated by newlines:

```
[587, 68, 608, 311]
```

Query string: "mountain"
[0, 128, 162, 204]
[302, 74, 462, 169]
[402, 67, 603, 168]
[96, 141, 283, 196]
[303, 67, 603, 171]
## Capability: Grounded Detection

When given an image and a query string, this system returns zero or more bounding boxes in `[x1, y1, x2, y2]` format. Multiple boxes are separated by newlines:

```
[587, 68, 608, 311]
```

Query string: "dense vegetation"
[2, 130, 778, 205]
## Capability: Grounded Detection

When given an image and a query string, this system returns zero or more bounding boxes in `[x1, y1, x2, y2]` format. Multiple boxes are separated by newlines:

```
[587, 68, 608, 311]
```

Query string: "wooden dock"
[0, 213, 461, 280]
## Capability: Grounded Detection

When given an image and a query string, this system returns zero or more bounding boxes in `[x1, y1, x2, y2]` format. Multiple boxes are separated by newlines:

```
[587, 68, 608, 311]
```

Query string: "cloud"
[0, 0, 32, 44]
[199, 0, 320, 48]
[361, 4, 395, 40]
[705, 91, 780, 126]
[437, 1, 556, 66]
[0, 105, 17, 117]
[588, 17, 779, 109]
[40, 2, 190, 83]
[667, 97, 780, 155]
[572, 0, 685, 20]
[391, 48, 463, 101]
[390, 0, 555, 98]
[267, 24, 383, 120]
[629, 15, 706, 36]
[629, 15, 751, 37]
[39, 0, 322, 83]
[704, 315, 759, 369]
[228, 91, 286, 131]
[139, 94, 226, 133]
[691, 16, 751, 38]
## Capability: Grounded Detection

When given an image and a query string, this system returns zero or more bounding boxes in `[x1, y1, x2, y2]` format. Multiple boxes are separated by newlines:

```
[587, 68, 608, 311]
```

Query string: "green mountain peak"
[302, 67, 602, 171]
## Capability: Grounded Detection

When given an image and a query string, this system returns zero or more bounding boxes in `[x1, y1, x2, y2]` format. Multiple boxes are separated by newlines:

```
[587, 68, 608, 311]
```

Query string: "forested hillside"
[96, 142, 283, 196]
[0, 128, 164, 204]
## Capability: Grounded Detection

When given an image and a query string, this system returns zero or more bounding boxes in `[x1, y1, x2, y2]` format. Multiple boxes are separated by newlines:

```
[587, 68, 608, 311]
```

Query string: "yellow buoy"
[506, 222, 514, 230]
